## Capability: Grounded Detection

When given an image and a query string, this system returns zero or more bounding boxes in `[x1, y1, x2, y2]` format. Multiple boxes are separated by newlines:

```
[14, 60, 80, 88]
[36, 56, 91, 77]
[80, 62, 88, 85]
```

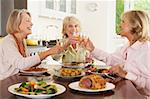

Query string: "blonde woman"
[61, 16, 93, 63]
[84, 10, 150, 98]
[52, 16, 81, 61]
[61, 16, 82, 49]
[0, 9, 62, 80]
[62, 16, 81, 39]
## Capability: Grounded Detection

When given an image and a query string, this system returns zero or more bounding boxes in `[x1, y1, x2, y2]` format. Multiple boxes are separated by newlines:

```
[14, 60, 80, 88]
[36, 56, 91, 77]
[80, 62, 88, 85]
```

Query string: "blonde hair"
[62, 16, 81, 38]
[121, 10, 150, 40]
[6, 9, 31, 34]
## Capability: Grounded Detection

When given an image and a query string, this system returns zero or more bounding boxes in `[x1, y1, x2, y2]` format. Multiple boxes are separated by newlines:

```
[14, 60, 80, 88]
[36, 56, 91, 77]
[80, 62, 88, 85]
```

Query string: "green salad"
[15, 81, 57, 95]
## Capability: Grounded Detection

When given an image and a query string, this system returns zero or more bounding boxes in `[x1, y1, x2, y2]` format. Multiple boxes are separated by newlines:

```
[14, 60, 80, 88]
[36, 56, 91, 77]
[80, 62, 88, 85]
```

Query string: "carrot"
[21, 87, 29, 92]
[29, 81, 36, 86]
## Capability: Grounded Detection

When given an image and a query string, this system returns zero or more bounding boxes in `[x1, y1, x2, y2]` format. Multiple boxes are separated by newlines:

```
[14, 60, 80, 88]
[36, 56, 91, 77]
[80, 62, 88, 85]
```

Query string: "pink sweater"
[0, 34, 41, 80]
[91, 41, 150, 97]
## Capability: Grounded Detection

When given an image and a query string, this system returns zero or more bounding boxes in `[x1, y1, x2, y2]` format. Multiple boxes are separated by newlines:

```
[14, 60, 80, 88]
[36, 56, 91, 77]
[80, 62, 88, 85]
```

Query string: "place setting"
[19, 63, 50, 77]
[67, 74, 115, 96]
[9, 64, 67, 99]
[53, 67, 86, 80]
[8, 80, 66, 99]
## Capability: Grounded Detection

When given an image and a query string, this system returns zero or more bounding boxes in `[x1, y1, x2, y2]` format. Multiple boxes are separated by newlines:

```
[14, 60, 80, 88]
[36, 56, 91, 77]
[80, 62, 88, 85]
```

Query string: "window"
[115, 0, 150, 34]
[133, 0, 150, 15]
[59, 0, 66, 12]
[116, 0, 124, 34]
[39, 0, 76, 19]
[71, 0, 76, 14]
[46, 0, 54, 10]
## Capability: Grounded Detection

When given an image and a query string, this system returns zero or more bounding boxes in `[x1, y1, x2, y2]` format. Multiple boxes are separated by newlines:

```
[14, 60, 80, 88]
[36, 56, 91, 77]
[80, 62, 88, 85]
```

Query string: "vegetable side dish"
[15, 81, 57, 95]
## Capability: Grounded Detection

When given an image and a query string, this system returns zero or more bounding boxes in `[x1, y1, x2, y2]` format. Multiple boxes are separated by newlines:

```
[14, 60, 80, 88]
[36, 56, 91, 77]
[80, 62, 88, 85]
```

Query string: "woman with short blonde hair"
[62, 16, 81, 38]
[60, 16, 93, 63]
[0, 9, 63, 80]
[84, 10, 150, 98]
[121, 10, 150, 41]
[6, 9, 31, 34]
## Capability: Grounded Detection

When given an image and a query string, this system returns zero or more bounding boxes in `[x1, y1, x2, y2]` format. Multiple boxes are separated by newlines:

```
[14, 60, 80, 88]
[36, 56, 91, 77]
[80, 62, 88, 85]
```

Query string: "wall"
[0, 0, 27, 36]
[14, 0, 27, 9]
[27, 0, 63, 40]
[1, 0, 14, 36]
[28, 0, 116, 52]
[76, 0, 116, 52]
[0, 0, 1, 36]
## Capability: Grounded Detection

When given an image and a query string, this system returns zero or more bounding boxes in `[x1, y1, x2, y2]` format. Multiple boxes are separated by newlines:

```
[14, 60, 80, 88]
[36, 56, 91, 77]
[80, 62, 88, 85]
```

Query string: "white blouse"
[0, 34, 41, 80]
[91, 41, 150, 97]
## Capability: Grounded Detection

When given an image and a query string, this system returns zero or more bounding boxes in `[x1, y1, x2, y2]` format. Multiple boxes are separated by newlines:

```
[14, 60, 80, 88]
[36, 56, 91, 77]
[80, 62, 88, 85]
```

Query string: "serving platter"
[8, 83, 66, 99]
[20, 67, 47, 74]
[62, 62, 90, 68]
[54, 70, 85, 79]
[68, 81, 115, 92]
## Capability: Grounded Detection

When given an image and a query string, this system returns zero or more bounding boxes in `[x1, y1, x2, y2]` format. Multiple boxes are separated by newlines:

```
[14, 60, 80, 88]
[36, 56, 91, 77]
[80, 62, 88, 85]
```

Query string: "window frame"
[39, 0, 76, 19]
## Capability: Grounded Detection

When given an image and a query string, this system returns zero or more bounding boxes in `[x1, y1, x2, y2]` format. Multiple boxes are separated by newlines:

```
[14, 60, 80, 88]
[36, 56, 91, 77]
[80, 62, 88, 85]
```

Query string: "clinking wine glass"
[76, 32, 89, 47]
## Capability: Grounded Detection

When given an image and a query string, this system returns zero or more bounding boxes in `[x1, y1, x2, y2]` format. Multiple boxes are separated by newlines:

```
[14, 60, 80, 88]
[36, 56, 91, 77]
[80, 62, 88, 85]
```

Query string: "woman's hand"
[81, 38, 95, 52]
[85, 52, 93, 63]
[39, 42, 63, 60]
[110, 64, 127, 78]
[62, 36, 81, 49]
[50, 42, 63, 54]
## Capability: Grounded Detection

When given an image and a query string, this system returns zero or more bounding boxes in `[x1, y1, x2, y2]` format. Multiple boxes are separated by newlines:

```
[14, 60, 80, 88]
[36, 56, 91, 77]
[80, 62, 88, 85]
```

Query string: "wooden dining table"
[0, 73, 145, 99]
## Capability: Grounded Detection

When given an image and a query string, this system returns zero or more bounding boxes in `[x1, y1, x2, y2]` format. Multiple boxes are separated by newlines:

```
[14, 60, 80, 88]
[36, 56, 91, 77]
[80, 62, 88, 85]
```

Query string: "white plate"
[93, 65, 111, 69]
[20, 68, 48, 74]
[20, 64, 48, 74]
[62, 63, 90, 68]
[8, 83, 66, 99]
[68, 81, 115, 92]
[20, 70, 47, 74]
[54, 71, 85, 79]
[87, 65, 111, 75]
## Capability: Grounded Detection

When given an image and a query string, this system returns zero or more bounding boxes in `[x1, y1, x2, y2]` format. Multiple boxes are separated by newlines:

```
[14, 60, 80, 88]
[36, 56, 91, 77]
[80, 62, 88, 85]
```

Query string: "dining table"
[0, 72, 145, 99]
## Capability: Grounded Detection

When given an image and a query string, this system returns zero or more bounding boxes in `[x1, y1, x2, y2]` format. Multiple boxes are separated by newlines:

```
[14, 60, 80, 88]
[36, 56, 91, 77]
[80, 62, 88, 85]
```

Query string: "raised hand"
[82, 38, 95, 52]
[38, 42, 64, 60]
[50, 42, 63, 54]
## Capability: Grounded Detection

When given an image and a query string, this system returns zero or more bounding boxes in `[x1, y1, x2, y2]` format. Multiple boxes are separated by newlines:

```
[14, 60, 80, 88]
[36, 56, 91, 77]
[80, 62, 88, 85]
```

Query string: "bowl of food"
[54, 68, 85, 79]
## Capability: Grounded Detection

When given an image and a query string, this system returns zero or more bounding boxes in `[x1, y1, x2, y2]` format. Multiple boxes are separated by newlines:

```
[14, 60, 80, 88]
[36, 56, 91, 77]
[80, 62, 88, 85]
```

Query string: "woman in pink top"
[84, 10, 150, 98]
[0, 9, 63, 80]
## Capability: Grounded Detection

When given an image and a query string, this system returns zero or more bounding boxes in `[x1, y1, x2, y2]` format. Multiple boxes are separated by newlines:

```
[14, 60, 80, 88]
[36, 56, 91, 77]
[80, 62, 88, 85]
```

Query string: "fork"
[103, 73, 116, 80]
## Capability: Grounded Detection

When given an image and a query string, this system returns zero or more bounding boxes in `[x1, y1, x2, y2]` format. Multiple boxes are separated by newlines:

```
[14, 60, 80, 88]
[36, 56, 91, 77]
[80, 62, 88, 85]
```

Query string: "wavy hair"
[121, 10, 150, 40]
[6, 9, 31, 34]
